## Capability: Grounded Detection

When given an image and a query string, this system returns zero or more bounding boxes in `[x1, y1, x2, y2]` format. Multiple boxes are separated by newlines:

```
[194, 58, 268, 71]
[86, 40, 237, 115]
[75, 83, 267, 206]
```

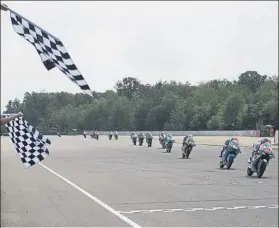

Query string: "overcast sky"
[1, 1, 278, 111]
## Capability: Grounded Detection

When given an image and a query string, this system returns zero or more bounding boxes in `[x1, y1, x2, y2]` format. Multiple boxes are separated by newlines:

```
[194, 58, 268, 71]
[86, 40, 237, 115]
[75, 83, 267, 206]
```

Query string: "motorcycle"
[145, 135, 149, 144]
[138, 136, 144, 146]
[166, 138, 175, 153]
[147, 137, 153, 147]
[247, 142, 275, 178]
[182, 141, 195, 159]
[159, 136, 166, 148]
[132, 137, 137, 145]
[219, 140, 240, 169]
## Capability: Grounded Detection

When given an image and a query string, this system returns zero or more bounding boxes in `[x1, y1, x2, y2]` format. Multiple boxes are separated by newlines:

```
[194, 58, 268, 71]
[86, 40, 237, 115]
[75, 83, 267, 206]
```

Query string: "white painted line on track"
[39, 163, 142, 228]
[204, 207, 225, 211]
[226, 206, 246, 210]
[118, 205, 278, 214]
[248, 205, 267, 209]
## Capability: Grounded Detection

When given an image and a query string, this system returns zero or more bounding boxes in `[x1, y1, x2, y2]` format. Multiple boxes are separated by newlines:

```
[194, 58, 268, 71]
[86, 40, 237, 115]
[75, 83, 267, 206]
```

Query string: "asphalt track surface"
[1, 136, 278, 227]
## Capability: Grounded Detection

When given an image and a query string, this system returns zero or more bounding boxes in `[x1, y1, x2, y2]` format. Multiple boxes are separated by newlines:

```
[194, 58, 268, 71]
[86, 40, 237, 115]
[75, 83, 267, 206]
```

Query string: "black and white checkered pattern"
[5, 117, 51, 169]
[9, 9, 92, 96]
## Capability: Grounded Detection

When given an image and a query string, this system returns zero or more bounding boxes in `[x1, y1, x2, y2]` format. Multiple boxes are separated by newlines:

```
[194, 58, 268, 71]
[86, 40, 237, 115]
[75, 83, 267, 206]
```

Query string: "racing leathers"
[146, 132, 153, 140]
[159, 133, 166, 143]
[219, 138, 238, 158]
[182, 136, 188, 147]
[249, 138, 271, 163]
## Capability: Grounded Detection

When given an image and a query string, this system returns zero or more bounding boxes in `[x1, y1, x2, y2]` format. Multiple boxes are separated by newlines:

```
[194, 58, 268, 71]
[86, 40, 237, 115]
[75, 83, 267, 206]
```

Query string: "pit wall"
[85, 130, 260, 137]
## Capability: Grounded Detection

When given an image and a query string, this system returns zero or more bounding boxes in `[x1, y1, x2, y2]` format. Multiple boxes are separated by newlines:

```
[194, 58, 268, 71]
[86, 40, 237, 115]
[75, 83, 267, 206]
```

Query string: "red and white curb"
[117, 205, 278, 214]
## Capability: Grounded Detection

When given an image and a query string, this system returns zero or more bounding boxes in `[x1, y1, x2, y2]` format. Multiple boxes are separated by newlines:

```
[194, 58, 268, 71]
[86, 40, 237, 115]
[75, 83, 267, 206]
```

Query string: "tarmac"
[1, 136, 278, 227]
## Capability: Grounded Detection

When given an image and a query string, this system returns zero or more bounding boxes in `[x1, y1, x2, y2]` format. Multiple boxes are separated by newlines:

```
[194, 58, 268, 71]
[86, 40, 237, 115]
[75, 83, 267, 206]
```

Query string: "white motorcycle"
[247, 142, 275, 178]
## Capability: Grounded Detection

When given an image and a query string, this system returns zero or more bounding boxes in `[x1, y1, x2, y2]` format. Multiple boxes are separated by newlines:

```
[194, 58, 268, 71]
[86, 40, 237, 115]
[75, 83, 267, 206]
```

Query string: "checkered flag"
[5, 117, 51, 169]
[8, 9, 92, 96]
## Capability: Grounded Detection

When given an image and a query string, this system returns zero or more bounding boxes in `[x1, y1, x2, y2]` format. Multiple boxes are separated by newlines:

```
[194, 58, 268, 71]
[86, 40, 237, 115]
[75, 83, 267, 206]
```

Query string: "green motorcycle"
[165, 136, 175, 153]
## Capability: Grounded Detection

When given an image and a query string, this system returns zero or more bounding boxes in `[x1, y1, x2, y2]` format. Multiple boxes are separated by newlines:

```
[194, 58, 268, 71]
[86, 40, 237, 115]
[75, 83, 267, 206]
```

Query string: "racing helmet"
[261, 137, 270, 144]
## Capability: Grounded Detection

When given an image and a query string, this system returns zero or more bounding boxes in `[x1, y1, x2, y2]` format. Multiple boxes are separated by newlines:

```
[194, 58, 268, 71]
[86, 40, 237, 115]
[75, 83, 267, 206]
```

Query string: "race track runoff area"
[1, 136, 278, 227]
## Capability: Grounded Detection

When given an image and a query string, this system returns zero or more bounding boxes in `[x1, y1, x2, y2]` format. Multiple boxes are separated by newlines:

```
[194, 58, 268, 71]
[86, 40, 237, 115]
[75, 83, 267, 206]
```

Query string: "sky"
[1, 1, 278, 111]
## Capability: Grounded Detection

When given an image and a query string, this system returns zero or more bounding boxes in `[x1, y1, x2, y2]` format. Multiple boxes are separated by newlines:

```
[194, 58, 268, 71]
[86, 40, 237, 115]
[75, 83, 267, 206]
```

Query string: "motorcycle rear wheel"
[247, 167, 254, 176]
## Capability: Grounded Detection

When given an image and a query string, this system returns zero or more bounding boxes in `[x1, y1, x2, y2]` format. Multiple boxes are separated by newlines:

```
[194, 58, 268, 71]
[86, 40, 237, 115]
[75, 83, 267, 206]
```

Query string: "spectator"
[270, 127, 274, 137]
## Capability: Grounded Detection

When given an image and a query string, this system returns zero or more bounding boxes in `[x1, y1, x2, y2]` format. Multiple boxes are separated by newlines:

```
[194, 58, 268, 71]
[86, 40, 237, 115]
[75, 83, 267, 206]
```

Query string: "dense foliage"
[2, 71, 278, 134]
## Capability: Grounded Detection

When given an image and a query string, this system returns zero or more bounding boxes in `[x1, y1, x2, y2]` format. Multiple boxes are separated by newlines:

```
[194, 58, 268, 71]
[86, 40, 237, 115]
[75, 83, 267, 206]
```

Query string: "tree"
[237, 104, 259, 130]
[146, 105, 169, 131]
[2, 71, 277, 132]
[4, 98, 21, 113]
[207, 116, 225, 130]
[238, 71, 267, 92]
[223, 94, 244, 129]
[115, 77, 142, 100]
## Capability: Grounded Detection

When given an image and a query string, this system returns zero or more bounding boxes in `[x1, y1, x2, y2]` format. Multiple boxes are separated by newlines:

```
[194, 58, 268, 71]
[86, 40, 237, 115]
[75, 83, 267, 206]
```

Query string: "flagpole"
[1, 2, 92, 96]
[1, 3, 8, 11]
[1, 114, 19, 117]
[0, 3, 61, 41]
[1, 4, 22, 121]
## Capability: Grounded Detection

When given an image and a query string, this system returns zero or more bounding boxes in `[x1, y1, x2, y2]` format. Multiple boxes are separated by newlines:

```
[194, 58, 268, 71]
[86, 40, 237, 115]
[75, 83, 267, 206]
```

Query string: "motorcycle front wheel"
[257, 160, 267, 178]
[226, 157, 234, 169]
[186, 148, 191, 159]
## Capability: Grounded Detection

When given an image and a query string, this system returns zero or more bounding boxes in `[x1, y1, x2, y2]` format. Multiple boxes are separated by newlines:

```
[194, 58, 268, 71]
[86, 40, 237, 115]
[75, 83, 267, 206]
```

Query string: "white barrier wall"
[86, 130, 260, 137]
[275, 130, 278, 145]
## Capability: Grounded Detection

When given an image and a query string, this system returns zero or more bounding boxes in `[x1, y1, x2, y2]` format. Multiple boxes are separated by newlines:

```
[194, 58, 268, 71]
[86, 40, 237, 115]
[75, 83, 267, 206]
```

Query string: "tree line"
[2, 71, 278, 134]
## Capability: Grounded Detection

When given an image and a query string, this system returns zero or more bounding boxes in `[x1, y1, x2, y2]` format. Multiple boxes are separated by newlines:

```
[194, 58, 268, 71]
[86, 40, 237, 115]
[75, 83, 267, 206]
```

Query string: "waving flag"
[5, 116, 51, 169]
[7, 7, 92, 96]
